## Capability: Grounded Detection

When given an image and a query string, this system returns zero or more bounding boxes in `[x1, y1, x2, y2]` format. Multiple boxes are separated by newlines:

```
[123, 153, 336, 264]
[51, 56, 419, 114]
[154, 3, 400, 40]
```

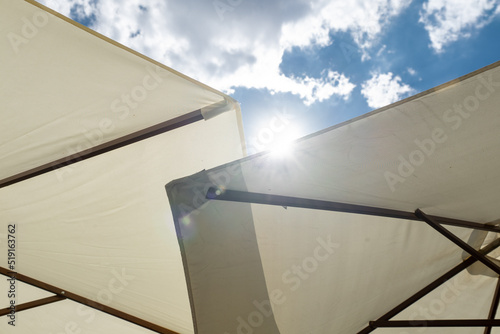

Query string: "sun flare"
[268, 125, 302, 158]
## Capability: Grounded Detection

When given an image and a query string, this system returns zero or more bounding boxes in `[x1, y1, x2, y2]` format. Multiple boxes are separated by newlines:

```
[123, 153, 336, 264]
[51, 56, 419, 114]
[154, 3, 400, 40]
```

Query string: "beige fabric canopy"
[167, 60, 500, 334]
[1, 0, 245, 333]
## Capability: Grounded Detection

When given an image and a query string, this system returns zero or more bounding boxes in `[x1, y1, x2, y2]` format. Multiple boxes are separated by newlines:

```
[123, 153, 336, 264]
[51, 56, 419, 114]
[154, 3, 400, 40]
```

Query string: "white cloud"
[281, 0, 412, 59]
[376, 45, 387, 57]
[38, 0, 412, 105]
[361, 72, 415, 108]
[420, 0, 500, 53]
[407, 67, 417, 76]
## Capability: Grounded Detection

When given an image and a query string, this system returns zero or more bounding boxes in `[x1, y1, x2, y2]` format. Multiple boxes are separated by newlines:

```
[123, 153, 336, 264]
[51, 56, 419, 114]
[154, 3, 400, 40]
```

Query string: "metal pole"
[415, 209, 500, 276]
[206, 188, 500, 233]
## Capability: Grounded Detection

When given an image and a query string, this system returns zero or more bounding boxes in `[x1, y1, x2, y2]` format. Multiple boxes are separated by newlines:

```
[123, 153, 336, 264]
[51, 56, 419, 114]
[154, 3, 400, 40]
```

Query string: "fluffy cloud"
[38, 0, 412, 105]
[361, 72, 414, 108]
[281, 0, 412, 58]
[420, 0, 500, 53]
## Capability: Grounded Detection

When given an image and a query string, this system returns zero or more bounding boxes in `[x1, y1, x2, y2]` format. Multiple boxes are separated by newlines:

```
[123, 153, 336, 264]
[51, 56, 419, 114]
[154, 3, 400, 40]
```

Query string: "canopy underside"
[167, 60, 500, 334]
[1, 0, 245, 333]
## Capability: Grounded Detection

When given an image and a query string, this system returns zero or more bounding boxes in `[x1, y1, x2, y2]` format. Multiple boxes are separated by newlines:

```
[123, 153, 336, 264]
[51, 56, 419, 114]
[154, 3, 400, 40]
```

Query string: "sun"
[269, 140, 294, 157]
[268, 125, 302, 158]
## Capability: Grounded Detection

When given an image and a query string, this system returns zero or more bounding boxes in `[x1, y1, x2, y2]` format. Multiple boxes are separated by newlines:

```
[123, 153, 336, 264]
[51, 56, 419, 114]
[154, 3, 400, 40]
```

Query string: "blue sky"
[39, 0, 500, 154]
